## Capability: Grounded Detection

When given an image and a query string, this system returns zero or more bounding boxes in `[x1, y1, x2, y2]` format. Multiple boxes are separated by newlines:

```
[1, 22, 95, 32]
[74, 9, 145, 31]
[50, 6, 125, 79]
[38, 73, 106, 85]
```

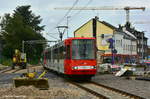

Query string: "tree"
[0, 5, 45, 63]
[14, 5, 45, 32]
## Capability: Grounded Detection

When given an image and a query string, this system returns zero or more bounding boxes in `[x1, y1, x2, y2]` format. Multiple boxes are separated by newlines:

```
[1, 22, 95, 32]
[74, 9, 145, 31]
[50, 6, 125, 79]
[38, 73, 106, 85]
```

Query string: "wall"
[96, 21, 113, 52]
[114, 32, 137, 55]
[74, 20, 93, 37]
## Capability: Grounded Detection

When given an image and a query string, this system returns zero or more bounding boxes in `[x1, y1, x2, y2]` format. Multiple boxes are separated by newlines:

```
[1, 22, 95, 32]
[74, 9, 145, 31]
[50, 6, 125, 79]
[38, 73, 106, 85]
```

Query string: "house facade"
[74, 17, 138, 64]
[74, 17, 114, 52]
[121, 22, 148, 60]
[114, 31, 137, 55]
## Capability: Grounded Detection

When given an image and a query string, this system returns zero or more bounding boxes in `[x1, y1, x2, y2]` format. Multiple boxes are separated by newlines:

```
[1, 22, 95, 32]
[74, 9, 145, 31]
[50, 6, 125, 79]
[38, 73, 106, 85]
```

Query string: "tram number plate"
[78, 66, 91, 69]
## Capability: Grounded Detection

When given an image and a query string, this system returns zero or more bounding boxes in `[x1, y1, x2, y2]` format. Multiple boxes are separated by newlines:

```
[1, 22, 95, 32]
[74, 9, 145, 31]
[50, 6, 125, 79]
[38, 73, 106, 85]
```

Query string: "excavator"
[12, 49, 27, 69]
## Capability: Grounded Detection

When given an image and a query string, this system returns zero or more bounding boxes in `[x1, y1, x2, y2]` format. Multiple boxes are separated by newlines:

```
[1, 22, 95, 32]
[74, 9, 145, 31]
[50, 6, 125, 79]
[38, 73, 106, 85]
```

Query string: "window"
[123, 44, 125, 50]
[121, 39, 122, 47]
[72, 39, 95, 60]
[59, 46, 65, 59]
[66, 45, 70, 59]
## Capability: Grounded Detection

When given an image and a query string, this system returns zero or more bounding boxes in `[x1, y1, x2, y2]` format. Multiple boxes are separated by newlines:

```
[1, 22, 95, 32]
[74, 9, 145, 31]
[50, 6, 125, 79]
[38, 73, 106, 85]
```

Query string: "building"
[147, 46, 150, 60]
[114, 30, 137, 64]
[121, 22, 148, 60]
[74, 17, 138, 64]
[74, 16, 115, 52]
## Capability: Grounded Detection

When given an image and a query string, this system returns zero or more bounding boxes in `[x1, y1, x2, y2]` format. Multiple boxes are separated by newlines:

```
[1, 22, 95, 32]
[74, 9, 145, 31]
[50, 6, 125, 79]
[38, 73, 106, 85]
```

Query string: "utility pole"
[67, 16, 71, 38]
[142, 32, 143, 60]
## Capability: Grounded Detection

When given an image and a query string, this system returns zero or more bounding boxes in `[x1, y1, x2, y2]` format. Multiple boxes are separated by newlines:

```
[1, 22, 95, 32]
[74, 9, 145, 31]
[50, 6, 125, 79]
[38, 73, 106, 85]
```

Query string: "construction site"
[0, 0, 150, 99]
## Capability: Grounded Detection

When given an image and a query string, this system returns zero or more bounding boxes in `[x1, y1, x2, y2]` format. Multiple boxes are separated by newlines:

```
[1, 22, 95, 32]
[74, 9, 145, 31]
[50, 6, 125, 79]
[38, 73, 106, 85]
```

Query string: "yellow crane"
[54, 6, 145, 23]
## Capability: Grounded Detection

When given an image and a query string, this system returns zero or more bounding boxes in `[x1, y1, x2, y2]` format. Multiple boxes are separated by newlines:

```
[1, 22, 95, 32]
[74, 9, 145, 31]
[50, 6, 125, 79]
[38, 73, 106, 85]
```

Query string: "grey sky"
[0, 0, 150, 44]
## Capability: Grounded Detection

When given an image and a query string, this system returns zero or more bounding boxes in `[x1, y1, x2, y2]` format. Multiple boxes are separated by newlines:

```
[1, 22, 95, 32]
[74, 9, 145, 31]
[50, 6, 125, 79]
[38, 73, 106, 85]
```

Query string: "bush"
[28, 58, 39, 65]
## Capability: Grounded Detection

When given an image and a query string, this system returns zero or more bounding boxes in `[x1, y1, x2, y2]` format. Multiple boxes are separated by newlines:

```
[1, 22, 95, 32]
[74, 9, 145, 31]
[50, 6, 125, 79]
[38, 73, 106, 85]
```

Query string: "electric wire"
[46, 33, 59, 40]
[47, 0, 79, 34]
[71, 0, 93, 18]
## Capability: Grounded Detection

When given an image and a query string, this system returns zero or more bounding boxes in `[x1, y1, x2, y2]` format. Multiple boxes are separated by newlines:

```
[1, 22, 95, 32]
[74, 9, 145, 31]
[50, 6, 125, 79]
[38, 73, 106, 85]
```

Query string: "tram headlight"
[90, 66, 96, 69]
[73, 66, 78, 70]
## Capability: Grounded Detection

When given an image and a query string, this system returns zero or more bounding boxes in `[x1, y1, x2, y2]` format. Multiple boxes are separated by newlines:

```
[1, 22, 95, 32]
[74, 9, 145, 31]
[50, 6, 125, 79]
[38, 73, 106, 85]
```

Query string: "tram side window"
[53, 48, 57, 62]
[48, 51, 51, 60]
[59, 46, 65, 59]
[52, 49, 55, 62]
[55, 49, 58, 61]
[66, 45, 70, 59]
[46, 52, 48, 59]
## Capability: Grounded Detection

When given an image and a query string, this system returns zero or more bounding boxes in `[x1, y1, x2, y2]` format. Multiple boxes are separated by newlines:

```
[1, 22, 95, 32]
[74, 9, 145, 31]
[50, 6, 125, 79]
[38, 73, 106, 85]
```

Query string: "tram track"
[44, 67, 146, 99]
[68, 80, 145, 99]
[0, 65, 40, 73]
[68, 81, 109, 99]
[90, 81, 145, 99]
[0, 67, 12, 73]
[1, 68, 22, 73]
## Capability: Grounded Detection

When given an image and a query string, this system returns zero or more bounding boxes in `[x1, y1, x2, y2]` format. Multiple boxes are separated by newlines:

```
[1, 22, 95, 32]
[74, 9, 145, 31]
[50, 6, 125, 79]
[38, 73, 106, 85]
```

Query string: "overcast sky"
[0, 0, 150, 44]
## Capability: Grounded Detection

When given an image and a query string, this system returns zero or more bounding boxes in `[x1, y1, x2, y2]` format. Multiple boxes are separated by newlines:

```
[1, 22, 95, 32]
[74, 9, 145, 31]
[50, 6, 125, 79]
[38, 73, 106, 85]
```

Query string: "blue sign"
[107, 38, 114, 49]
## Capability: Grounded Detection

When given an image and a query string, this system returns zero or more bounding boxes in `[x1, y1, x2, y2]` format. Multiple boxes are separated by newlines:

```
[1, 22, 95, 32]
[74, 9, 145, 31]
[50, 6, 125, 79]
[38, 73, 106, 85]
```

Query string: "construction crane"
[54, 6, 145, 23]
[133, 21, 150, 24]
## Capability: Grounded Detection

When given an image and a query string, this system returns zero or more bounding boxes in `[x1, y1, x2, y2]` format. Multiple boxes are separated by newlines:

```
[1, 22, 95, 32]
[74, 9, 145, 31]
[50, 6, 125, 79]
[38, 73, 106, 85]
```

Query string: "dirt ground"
[0, 86, 83, 99]
[0, 65, 98, 99]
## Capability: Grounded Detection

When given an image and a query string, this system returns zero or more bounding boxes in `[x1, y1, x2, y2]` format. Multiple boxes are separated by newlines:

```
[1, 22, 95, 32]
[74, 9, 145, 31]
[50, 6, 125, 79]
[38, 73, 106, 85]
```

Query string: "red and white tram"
[42, 37, 97, 79]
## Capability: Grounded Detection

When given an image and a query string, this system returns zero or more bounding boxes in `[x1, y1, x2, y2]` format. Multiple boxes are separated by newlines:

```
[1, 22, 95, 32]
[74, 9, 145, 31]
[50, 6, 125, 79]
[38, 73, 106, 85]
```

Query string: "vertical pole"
[126, 9, 130, 23]
[67, 16, 70, 38]
[112, 35, 115, 65]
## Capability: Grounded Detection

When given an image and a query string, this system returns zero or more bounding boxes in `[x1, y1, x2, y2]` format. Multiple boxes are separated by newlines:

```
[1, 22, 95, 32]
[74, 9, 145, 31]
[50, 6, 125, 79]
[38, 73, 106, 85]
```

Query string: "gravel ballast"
[0, 70, 98, 99]
[93, 74, 150, 99]
[0, 86, 83, 99]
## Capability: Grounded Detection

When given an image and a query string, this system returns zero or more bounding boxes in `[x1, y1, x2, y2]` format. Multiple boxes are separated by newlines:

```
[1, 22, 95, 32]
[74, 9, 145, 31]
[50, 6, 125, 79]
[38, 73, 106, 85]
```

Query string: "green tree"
[0, 5, 45, 64]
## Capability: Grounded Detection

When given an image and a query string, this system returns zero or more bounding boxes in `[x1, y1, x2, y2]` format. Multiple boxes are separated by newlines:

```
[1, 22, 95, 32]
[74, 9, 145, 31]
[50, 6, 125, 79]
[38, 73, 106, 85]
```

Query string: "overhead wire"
[46, 33, 59, 40]
[47, 0, 79, 33]
[55, 0, 79, 27]
[70, 0, 93, 18]
[45, 0, 79, 40]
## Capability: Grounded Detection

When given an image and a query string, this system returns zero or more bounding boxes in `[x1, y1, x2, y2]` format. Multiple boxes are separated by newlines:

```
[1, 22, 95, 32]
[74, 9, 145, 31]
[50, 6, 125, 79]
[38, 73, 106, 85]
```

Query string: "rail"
[68, 81, 109, 99]
[90, 81, 145, 99]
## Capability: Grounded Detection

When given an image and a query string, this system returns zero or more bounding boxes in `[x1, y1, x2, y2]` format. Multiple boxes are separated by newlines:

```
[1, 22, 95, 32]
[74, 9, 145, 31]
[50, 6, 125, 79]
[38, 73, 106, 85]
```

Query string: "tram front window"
[72, 39, 95, 59]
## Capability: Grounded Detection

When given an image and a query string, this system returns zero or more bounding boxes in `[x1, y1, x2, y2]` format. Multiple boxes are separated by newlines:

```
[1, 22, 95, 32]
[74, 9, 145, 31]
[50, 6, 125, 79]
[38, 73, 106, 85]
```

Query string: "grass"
[0, 57, 40, 66]
[0, 58, 12, 66]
